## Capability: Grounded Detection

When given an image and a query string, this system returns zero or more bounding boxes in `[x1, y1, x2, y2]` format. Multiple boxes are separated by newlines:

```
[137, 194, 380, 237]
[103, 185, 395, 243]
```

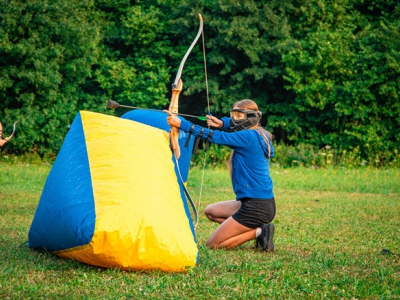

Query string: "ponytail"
[255, 126, 273, 159]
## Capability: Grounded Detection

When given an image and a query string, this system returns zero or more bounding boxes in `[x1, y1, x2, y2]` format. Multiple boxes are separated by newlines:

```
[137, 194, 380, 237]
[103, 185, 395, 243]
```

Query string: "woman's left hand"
[163, 110, 181, 128]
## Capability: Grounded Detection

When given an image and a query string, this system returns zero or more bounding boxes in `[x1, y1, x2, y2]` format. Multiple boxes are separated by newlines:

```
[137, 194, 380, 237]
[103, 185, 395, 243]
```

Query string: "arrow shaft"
[110, 102, 205, 120]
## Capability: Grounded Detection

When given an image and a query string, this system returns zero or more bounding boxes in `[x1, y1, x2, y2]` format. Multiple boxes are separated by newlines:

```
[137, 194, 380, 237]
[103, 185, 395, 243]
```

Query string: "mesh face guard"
[229, 108, 262, 132]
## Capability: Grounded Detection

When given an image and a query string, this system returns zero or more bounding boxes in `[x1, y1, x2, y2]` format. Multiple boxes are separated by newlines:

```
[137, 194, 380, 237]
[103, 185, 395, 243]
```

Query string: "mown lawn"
[1, 163, 399, 299]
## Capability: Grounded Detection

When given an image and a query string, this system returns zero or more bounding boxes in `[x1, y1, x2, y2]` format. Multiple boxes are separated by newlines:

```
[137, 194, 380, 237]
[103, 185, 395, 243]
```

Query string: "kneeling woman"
[165, 99, 275, 251]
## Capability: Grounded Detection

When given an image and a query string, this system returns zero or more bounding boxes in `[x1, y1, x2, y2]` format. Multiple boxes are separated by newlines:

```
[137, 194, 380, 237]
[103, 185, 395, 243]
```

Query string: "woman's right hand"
[206, 115, 223, 128]
[163, 110, 181, 128]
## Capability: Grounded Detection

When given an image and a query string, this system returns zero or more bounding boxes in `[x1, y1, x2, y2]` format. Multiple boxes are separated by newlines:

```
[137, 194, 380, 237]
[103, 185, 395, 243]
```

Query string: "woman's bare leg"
[206, 216, 256, 249]
[204, 200, 241, 224]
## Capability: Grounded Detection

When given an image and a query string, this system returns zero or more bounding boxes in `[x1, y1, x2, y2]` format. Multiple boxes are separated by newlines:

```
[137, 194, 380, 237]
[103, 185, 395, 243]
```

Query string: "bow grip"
[169, 79, 183, 159]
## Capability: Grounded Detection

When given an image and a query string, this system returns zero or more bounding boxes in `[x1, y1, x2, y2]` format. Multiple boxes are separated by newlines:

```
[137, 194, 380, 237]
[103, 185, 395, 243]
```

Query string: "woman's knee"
[204, 204, 215, 221]
[205, 238, 215, 248]
[205, 235, 220, 249]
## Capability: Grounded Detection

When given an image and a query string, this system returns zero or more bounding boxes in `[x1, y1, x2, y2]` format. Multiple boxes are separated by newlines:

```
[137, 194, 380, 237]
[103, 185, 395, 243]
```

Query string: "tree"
[166, 0, 294, 122]
[280, 0, 400, 162]
[0, 0, 102, 156]
[94, 0, 173, 113]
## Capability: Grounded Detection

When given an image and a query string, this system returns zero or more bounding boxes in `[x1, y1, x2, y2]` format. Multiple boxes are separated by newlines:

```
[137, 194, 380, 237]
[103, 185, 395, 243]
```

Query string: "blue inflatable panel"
[29, 113, 95, 251]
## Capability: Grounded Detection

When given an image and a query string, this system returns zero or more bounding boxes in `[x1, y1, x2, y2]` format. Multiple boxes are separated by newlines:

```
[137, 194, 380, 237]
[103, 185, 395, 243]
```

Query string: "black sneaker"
[256, 223, 275, 251]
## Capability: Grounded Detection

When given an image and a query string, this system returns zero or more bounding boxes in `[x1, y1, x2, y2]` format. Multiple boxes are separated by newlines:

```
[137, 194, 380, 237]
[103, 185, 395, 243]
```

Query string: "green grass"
[1, 163, 399, 299]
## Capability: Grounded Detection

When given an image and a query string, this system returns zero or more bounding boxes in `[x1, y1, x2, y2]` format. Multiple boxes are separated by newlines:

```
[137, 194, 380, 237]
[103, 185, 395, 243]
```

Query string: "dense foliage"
[280, 0, 400, 165]
[1, 0, 399, 165]
[0, 0, 104, 157]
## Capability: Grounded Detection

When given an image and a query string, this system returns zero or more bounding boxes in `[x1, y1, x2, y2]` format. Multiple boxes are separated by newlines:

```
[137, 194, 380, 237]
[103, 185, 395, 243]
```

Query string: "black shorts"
[232, 198, 276, 228]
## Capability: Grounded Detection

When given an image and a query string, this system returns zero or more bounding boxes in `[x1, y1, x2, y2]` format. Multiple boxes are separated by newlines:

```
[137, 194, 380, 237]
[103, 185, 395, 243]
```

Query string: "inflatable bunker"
[28, 111, 198, 272]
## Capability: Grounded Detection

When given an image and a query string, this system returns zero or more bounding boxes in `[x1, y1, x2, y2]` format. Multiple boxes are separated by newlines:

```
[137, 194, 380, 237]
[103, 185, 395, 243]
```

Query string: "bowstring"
[196, 24, 211, 230]
[173, 151, 198, 229]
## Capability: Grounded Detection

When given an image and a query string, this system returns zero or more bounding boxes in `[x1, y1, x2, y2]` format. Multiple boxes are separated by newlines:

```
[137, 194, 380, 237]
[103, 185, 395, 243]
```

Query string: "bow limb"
[0, 121, 17, 146]
[172, 14, 203, 89]
[168, 14, 203, 159]
[8, 121, 17, 140]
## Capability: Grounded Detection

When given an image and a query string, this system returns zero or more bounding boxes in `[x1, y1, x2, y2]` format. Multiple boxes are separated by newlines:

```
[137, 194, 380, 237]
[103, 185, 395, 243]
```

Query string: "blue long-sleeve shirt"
[180, 118, 274, 200]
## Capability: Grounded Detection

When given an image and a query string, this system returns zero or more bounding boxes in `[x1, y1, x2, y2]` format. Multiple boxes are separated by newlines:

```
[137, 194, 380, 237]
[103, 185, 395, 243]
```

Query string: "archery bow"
[168, 14, 203, 160]
[168, 14, 204, 230]
[0, 121, 17, 146]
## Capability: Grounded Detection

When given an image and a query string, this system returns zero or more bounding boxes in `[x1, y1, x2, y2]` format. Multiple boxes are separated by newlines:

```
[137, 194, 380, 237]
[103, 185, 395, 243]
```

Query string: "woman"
[165, 99, 275, 251]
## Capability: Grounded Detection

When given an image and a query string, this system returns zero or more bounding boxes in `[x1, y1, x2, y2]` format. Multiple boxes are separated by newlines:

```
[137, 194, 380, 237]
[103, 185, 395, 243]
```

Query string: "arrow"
[106, 100, 207, 121]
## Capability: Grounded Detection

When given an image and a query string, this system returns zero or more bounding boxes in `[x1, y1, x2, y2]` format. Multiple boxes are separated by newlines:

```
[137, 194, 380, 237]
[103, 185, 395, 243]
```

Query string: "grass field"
[1, 163, 399, 299]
